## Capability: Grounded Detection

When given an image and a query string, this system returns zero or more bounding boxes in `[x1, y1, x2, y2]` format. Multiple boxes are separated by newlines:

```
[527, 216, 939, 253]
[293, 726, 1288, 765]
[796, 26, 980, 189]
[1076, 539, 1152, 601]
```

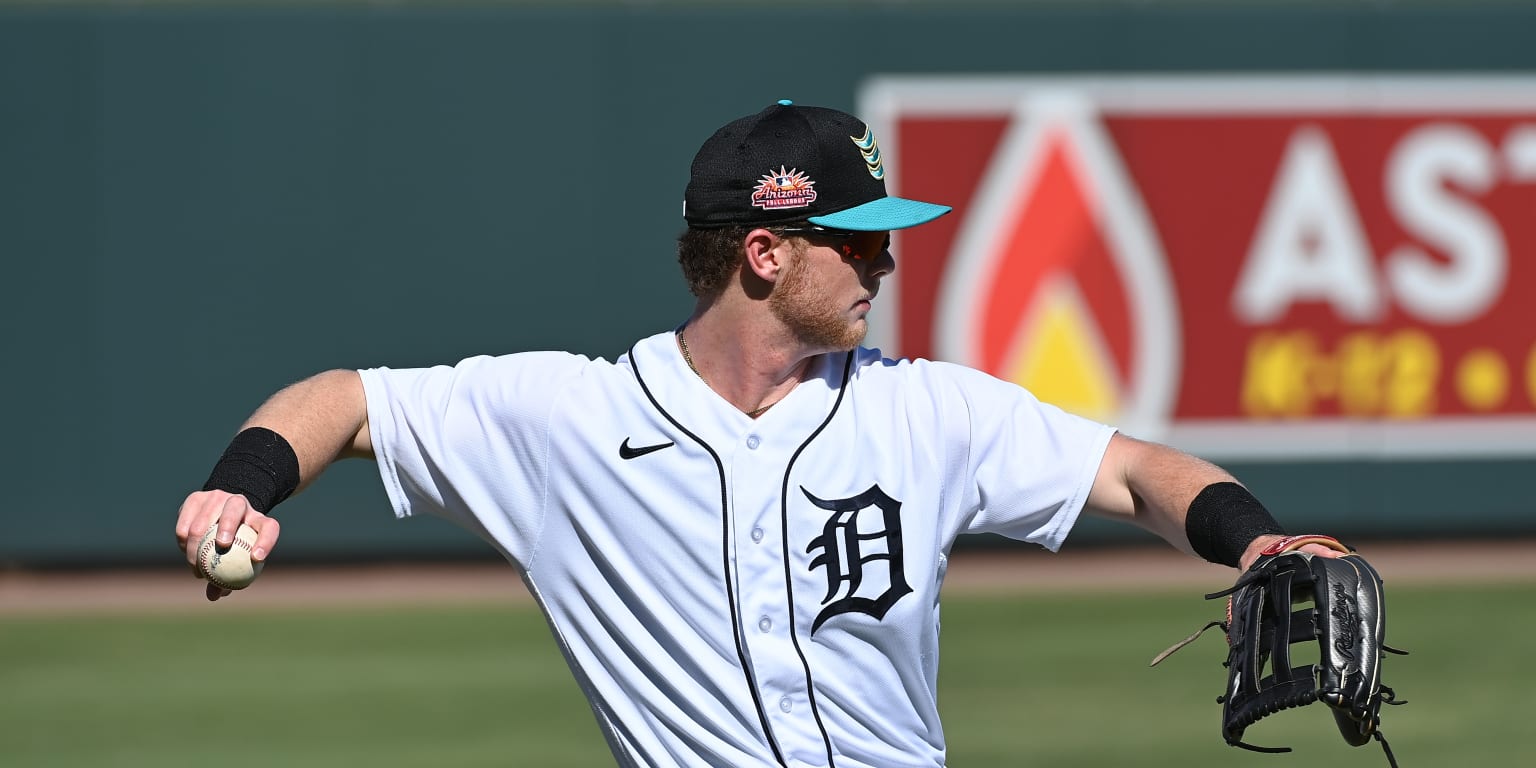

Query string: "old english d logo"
[802, 484, 911, 633]
[934, 95, 1179, 436]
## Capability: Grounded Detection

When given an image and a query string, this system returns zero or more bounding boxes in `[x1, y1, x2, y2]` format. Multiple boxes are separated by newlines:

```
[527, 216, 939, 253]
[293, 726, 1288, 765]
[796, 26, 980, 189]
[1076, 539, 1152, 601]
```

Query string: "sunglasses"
[775, 224, 857, 239]
[773, 225, 887, 260]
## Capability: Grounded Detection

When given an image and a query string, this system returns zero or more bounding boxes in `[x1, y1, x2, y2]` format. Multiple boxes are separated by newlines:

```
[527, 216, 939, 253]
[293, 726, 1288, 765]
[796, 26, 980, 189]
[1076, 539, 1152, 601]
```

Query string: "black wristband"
[201, 427, 301, 514]
[1184, 482, 1286, 568]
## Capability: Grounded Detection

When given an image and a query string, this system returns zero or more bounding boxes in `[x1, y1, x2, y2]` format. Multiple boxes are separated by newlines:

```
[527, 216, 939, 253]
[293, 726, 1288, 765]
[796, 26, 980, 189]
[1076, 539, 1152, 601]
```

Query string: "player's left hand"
[1153, 533, 1408, 766]
[1239, 533, 1345, 571]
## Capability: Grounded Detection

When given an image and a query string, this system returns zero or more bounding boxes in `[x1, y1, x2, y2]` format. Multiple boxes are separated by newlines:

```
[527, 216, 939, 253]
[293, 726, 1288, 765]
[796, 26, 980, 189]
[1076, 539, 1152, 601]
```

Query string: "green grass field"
[2, 583, 1527, 767]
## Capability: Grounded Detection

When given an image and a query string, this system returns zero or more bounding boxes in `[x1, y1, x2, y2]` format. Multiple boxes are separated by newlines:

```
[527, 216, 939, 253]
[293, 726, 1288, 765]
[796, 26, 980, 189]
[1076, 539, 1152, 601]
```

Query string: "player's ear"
[742, 228, 790, 284]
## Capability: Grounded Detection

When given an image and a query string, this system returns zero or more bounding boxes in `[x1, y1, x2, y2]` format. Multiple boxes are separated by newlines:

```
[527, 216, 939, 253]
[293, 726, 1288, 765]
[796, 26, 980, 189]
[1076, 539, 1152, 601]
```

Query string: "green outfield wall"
[3, 1, 1534, 566]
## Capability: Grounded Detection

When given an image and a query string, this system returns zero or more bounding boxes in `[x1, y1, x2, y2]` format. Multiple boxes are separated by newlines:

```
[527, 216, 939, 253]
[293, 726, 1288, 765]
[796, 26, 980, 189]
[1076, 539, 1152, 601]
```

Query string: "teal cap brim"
[807, 196, 952, 231]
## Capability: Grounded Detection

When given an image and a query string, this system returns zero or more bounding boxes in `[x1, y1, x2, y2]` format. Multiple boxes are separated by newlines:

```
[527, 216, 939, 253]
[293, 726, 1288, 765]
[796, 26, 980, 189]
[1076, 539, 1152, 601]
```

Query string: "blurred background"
[4, 1, 1535, 766]
[5, 0, 1536, 567]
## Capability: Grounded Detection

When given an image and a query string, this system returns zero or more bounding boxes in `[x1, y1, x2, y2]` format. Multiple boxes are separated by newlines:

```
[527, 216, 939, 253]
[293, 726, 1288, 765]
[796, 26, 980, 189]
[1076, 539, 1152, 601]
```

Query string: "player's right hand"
[174, 490, 281, 601]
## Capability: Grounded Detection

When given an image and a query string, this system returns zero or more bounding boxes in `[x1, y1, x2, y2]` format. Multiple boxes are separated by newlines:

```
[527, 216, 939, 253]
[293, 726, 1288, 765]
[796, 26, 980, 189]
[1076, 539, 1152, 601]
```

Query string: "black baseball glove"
[1151, 535, 1407, 766]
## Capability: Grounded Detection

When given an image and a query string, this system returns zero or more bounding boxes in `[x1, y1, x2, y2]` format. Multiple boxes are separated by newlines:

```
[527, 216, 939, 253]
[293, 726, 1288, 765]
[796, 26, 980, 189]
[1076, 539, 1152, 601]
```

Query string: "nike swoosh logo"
[619, 438, 675, 460]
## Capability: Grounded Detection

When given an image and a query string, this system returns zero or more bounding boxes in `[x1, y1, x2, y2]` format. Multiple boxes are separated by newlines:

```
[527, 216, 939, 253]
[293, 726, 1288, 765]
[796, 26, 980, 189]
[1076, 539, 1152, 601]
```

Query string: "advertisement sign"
[862, 76, 1536, 458]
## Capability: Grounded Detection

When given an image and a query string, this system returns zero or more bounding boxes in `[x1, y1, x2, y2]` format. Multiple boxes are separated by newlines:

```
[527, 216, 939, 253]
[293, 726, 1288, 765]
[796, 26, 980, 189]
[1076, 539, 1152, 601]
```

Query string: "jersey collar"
[625, 329, 849, 438]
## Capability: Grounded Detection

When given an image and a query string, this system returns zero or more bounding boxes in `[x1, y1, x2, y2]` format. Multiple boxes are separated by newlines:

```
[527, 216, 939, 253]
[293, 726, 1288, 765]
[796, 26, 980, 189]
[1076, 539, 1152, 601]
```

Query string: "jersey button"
[746, 435, 761, 449]
[779, 696, 793, 713]
[758, 616, 772, 632]
[750, 527, 764, 543]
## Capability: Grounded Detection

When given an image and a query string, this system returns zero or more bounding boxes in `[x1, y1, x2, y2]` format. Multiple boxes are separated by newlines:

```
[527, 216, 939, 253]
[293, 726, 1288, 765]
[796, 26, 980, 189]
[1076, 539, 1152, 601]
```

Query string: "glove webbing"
[1152, 587, 1405, 767]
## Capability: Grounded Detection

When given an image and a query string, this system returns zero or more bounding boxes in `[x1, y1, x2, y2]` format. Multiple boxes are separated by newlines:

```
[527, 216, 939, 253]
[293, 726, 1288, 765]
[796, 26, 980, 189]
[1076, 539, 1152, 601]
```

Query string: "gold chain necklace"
[677, 329, 705, 381]
[677, 329, 779, 418]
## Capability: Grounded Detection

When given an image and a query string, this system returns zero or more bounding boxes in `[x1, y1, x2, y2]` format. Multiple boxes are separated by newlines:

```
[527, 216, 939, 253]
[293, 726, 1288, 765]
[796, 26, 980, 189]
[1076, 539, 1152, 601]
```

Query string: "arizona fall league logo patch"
[752, 167, 818, 211]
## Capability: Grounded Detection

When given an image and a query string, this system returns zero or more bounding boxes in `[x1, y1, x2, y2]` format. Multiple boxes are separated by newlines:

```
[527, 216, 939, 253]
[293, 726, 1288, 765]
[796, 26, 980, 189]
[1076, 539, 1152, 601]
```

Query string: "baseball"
[197, 521, 264, 590]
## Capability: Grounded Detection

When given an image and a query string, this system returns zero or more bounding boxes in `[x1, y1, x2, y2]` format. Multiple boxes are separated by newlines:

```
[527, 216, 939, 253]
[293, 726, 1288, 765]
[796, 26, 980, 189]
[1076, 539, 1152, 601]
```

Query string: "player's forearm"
[1089, 434, 1298, 569]
[1086, 434, 1238, 557]
[238, 369, 372, 492]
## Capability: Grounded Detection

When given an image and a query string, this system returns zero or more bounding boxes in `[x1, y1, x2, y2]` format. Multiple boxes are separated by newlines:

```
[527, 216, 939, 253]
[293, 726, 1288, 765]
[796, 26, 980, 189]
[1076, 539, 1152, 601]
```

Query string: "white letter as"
[1234, 126, 1383, 323]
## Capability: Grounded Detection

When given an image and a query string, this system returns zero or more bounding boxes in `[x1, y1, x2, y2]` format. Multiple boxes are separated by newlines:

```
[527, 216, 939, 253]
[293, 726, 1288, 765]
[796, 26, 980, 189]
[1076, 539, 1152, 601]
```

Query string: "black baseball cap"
[683, 100, 951, 231]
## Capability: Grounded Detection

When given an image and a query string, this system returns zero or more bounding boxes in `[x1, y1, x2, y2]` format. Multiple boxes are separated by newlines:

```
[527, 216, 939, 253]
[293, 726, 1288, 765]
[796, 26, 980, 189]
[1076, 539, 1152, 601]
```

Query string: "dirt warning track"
[2, 539, 1531, 616]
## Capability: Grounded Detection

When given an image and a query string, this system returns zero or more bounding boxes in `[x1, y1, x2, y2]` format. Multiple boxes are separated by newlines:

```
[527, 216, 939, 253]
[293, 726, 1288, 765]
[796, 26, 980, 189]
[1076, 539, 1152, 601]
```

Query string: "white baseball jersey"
[359, 329, 1115, 768]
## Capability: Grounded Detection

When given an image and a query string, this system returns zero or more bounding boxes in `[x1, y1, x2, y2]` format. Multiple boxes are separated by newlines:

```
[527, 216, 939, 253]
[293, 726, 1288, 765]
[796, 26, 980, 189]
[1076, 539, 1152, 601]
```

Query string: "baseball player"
[176, 100, 1342, 767]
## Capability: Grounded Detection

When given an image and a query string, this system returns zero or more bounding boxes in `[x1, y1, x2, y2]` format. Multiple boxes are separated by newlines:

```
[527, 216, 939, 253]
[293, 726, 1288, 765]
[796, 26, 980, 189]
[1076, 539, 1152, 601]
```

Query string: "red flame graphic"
[977, 132, 1137, 387]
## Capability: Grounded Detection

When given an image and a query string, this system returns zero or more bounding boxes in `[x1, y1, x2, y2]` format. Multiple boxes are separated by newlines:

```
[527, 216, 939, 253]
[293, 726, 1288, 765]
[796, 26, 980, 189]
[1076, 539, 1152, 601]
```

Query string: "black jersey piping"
[779, 349, 857, 767]
[627, 343, 788, 768]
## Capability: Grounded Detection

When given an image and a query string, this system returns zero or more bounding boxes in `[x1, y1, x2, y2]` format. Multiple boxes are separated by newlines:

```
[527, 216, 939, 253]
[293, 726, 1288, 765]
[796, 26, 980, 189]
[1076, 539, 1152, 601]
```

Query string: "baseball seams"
[198, 523, 263, 590]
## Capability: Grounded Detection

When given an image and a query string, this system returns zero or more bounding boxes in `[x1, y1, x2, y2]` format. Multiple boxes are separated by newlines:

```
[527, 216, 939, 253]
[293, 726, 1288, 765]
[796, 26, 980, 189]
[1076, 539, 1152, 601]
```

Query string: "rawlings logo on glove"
[1151, 535, 1408, 766]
